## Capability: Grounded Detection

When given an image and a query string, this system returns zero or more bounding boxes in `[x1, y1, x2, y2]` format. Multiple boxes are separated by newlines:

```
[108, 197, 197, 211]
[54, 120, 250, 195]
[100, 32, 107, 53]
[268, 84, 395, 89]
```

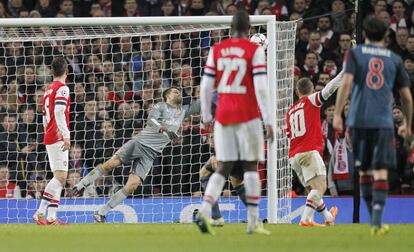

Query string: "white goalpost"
[0, 16, 296, 224]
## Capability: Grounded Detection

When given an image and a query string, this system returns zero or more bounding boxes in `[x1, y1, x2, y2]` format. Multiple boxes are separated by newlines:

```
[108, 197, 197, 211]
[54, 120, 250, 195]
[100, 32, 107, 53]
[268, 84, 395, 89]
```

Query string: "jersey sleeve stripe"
[253, 72, 267, 76]
[318, 91, 326, 104]
[55, 101, 67, 106]
[253, 67, 267, 74]
[204, 72, 216, 78]
[253, 64, 266, 69]
[55, 97, 68, 102]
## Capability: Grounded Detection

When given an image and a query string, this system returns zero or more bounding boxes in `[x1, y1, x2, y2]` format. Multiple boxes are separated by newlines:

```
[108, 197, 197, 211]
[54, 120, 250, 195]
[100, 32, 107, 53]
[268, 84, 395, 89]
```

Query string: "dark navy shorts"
[350, 128, 396, 171]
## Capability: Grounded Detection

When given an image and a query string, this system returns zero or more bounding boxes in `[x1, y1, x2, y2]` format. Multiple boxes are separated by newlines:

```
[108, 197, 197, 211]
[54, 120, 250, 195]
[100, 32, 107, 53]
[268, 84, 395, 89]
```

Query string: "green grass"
[1, 224, 414, 252]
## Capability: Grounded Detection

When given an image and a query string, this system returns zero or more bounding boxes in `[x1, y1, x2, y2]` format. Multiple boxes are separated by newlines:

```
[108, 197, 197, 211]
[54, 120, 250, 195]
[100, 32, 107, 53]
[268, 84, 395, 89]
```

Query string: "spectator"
[317, 16, 339, 51]
[390, 0, 407, 32]
[26, 173, 47, 200]
[139, 0, 162, 16]
[300, 52, 320, 81]
[62, 41, 82, 82]
[0, 2, 11, 18]
[290, 0, 307, 16]
[114, 102, 135, 140]
[108, 72, 134, 105]
[96, 85, 115, 116]
[85, 120, 123, 168]
[188, 0, 205, 16]
[271, 1, 289, 21]
[176, 0, 191, 16]
[253, 0, 270, 15]
[5, 79, 22, 113]
[69, 144, 89, 176]
[18, 8, 29, 18]
[64, 170, 83, 197]
[297, 30, 331, 65]
[322, 103, 335, 165]
[0, 164, 21, 199]
[59, 0, 75, 17]
[335, 33, 352, 63]
[0, 114, 32, 179]
[388, 27, 409, 55]
[160, 0, 176, 16]
[225, 4, 238, 16]
[373, 0, 388, 17]
[405, 35, 414, 55]
[99, 0, 112, 17]
[8, 0, 24, 18]
[328, 103, 354, 196]
[124, 0, 140, 16]
[330, 0, 352, 34]
[113, 36, 133, 71]
[35, 0, 56, 17]
[71, 83, 86, 123]
[74, 99, 100, 146]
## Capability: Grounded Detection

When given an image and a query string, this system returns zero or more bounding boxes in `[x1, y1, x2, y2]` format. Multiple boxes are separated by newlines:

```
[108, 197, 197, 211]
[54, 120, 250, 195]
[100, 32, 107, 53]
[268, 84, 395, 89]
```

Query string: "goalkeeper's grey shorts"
[115, 139, 159, 180]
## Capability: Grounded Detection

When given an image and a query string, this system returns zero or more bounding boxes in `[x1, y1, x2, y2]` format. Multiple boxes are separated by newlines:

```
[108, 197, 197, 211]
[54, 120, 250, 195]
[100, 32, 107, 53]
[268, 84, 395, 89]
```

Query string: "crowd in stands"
[1, 0, 414, 200]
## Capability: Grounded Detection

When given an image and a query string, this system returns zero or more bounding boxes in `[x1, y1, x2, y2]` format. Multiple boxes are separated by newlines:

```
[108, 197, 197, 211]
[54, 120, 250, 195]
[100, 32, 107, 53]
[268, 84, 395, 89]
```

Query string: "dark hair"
[296, 77, 314, 96]
[51, 57, 67, 77]
[231, 10, 250, 34]
[363, 16, 387, 42]
[162, 87, 179, 101]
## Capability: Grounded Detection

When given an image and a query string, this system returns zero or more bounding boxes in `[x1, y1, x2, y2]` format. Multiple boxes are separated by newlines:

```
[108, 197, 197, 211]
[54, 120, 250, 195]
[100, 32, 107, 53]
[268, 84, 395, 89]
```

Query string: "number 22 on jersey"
[217, 57, 247, 94]
[289, 109, 306, 139]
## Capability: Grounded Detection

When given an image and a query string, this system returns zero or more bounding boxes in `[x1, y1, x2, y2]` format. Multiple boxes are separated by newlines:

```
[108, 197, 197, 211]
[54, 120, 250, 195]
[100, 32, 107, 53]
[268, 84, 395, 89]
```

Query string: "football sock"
[37, 177, 62, 217]
[301, 189, 318, 222]
[372, 179, 388, 228]
[360, 175, 373, 216]
[98, 188, 129, 216]
[244, 172, 261, 226]
[235, 184, 247, 206]
[77, 166, 105, 189]
[199, 172, 226, 217]
[316, 197, 333, 222]
[200, 176, 222, 220]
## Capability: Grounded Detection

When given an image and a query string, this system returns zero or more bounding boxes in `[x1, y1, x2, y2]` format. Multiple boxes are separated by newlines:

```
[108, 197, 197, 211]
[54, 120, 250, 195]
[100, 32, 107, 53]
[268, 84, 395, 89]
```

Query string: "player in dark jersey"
[334, 16, 413, 235]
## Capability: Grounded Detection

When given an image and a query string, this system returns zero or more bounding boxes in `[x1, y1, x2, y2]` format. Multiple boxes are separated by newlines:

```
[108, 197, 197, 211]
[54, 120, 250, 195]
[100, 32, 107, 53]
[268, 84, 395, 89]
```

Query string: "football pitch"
[1, 224, 414, 252]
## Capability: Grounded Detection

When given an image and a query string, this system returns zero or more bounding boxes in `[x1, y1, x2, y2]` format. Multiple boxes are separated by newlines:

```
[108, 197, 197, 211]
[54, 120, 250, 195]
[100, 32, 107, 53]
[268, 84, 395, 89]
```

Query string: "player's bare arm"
[333, 73, 353, 133]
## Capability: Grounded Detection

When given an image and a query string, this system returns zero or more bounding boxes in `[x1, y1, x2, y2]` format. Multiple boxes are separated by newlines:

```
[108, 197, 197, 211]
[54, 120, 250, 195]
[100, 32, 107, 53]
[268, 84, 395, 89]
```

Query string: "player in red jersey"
[286, 71, 344, 227]
[33, 57, 70, 225]
[196, 10, 273, 235]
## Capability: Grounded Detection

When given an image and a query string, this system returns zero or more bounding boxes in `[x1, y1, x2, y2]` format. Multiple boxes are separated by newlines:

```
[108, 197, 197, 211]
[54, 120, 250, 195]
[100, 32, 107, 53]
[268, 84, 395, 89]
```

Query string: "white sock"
[244, 171, 261, 226]
[303, 189, 333, 222]
[37, 178, 62, 220]
[199, 172, 226, 217]
[301, 189, 319, 222]
[315, 198, 333, 222]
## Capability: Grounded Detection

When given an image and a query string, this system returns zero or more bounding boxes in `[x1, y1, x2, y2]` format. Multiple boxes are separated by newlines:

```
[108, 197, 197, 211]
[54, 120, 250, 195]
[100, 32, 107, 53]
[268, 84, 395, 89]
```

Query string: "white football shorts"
[214, 118, 265, 162]
[46, 141, 69, 172]
[289, 150, 326, 187]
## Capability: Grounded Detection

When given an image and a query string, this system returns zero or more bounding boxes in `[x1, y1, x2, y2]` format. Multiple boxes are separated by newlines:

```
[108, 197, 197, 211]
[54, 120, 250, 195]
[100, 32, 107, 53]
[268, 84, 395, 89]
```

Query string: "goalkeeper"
[69, 87, 200, 223]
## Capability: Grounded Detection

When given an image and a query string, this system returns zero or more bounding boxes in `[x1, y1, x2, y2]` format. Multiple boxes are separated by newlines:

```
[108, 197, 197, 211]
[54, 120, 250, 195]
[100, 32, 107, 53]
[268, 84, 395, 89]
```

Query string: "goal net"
[0, 16, 296, 224]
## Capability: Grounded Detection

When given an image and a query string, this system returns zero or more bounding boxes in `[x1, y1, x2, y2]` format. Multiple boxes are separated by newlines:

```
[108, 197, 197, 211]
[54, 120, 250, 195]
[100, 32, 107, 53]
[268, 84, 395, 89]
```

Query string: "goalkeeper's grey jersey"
[136, 100, 200, 153]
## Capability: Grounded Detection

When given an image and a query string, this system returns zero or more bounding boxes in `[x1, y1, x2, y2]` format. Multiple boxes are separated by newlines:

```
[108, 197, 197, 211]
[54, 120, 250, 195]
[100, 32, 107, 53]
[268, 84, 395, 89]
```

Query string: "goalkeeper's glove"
[160, 128, 179, 141]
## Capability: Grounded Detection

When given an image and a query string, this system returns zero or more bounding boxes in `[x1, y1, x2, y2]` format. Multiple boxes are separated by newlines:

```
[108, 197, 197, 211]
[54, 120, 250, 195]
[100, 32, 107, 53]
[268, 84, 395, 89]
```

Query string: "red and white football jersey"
[42, 81, 71, 145]
[204, 38, 266, 125]
[286, 92, 324, 158]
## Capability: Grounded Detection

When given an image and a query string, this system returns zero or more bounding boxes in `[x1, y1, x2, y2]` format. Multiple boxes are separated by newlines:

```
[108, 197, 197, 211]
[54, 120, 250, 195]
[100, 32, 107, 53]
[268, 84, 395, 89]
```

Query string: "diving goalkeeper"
[69, 87, 200, 222]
